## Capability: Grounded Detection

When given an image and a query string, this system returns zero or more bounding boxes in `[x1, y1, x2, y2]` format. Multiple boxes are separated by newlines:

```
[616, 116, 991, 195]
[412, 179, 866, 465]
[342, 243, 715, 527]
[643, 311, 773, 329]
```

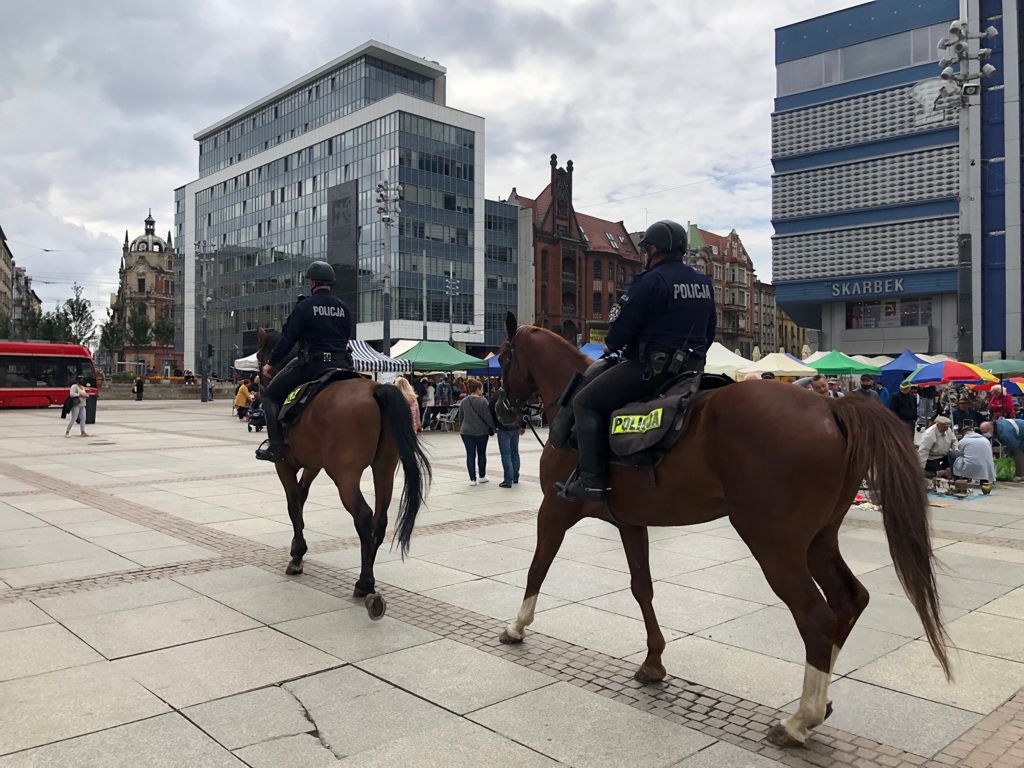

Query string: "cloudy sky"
[0, 0, 862, 317]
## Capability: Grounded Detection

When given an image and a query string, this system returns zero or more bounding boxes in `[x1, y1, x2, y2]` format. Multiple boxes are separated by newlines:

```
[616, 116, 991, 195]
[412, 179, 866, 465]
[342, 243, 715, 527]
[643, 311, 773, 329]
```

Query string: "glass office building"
[771, 0, 1022, 359]
[175, 41, 485, 373]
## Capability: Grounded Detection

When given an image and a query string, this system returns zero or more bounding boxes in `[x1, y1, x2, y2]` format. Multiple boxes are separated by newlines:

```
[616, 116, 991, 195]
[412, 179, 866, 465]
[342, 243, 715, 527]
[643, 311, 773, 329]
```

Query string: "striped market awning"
[348, 340, 411, 373]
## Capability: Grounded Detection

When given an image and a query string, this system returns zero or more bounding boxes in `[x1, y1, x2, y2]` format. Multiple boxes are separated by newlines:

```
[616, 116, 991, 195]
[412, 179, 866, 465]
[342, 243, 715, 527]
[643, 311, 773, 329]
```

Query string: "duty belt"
[300, 351, 345, 363]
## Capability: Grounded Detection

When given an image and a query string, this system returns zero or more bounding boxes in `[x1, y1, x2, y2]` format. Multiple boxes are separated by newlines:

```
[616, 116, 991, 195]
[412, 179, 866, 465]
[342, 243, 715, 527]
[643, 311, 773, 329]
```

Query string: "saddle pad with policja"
[607, 373, 732, 465]
[279, 368, 363, 428]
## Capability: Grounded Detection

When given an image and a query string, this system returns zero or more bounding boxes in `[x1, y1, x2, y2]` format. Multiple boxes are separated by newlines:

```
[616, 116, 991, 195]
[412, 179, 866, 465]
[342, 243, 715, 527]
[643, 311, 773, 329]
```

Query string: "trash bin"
[85, 394, 98, 425]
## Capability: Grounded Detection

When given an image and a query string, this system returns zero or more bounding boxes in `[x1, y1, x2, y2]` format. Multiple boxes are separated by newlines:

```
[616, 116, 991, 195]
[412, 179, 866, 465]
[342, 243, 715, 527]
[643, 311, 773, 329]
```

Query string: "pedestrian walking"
[64, 375, 90, 438]
[888, 382, 918, 436]
[458, 378, 495, 486]
[133, 376, 144, 401]
[853, 374, 882, 404]
[234, 379, 251, 420]
[490, 393, 522, 487]
[395, 377, 422, 433]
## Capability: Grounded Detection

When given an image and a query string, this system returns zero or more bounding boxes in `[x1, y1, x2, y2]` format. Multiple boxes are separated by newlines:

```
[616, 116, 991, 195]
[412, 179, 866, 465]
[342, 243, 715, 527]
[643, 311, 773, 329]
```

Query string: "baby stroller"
[247, 402, 266, 432]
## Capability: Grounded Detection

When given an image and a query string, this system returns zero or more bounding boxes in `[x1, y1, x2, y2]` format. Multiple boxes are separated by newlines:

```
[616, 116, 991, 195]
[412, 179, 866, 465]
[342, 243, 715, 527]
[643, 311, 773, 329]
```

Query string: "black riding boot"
[255, 399, 284, 462]
[556, 409, 610, 502]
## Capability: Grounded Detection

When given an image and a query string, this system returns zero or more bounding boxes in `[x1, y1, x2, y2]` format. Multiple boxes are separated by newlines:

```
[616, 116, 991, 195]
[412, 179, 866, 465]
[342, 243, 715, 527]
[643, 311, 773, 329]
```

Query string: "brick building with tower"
[508, 155, 643, 346]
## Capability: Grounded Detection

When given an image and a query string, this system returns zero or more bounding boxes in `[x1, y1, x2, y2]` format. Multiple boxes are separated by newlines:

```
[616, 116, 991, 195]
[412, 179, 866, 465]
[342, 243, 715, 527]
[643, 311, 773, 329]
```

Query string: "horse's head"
[255, 327, 281, 386]
[495, 312, 535, 426]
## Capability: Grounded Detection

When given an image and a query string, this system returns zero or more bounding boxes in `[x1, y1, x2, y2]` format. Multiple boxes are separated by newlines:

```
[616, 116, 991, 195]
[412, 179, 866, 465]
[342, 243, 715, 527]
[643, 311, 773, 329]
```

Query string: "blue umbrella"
[881, 349, 927, 395]
[467, 355, 501, 378]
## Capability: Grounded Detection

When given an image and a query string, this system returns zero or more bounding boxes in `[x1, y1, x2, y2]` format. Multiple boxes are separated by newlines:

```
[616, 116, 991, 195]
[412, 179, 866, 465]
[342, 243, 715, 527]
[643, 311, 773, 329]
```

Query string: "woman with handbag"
[458, 378, 496, 486]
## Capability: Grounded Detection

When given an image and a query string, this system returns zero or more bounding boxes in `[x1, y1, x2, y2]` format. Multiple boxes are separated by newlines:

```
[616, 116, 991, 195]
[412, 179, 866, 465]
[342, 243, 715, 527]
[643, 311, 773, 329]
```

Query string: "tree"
[152, 311, 175, 347]
[16, 305, 40, 339]
[36, 309, 73, 342]
[126, 310, 152, 362]
[99, 320, 125, 372]
[0, 312, 11, 339]
[63, 283, 95, 345]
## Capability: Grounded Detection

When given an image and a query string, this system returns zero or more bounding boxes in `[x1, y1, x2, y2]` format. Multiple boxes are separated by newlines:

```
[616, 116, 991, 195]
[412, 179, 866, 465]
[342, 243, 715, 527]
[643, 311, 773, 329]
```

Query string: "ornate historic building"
[685, 225, 757, 358]
[509, 155, 642, 345]
[109, 212, 181, 373]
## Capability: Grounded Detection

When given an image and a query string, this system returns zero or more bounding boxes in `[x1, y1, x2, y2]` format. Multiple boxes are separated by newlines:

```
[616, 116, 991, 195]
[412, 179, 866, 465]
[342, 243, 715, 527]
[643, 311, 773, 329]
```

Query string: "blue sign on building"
[775, 269, 959, 304]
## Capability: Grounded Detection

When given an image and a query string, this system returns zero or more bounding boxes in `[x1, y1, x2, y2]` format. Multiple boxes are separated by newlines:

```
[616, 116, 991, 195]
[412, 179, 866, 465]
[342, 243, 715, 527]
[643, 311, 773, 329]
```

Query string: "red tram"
[0, 341, 99, 408]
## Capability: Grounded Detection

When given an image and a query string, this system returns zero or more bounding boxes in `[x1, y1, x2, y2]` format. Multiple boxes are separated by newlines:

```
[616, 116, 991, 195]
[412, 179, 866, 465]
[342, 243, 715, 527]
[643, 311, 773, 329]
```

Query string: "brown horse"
[256, 328, 430, 619]
[494, 313, 949, 747]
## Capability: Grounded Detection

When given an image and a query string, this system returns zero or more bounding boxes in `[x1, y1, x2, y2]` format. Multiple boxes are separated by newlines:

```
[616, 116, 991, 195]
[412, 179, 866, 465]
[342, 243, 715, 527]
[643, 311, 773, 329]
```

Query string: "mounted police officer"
[255, 261, 354, 462]
[556, 220, 717, 501]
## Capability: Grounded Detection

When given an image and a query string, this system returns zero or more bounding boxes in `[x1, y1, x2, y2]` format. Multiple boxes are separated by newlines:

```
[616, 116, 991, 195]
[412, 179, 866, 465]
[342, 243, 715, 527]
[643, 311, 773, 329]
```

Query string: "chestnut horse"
[495, 313, 948, 747]
[256, 328, 430, 619]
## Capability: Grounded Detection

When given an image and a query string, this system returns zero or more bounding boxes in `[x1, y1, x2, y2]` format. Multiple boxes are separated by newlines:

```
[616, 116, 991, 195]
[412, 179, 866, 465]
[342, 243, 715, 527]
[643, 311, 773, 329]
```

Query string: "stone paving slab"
[183, 685, 318, 750]
[112, 627, 340, 708]
[32, 578, 196, 620]
[273, 607, 440, 662]
[210, 580, 349, 624]
[0, 662, 170, 754]
[0, 622, 102, 681]
[233, 734, 334, 768]
[531, 602, 682, 658]
[470, 681, 714, 767]
[0, 713, 241, 767]
[0, 601, 51, 632]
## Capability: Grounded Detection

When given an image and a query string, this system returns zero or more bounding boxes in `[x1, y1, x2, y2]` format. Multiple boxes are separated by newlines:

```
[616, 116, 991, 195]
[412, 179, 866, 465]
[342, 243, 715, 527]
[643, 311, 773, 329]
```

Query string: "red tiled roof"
[576, 212, 641, 261]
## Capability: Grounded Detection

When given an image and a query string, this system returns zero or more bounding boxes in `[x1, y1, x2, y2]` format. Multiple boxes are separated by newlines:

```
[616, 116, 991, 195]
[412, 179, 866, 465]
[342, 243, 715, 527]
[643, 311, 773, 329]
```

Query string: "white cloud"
[0, 0, 864, 318]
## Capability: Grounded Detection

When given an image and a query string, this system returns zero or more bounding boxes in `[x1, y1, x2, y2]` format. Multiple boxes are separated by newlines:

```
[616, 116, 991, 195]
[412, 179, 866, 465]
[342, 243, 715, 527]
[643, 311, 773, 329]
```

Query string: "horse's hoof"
[353, 586, 372, 598]
[499, 629, 524, 644]
[365, 593, 386, 620]
[766, 723, 805, 748]
[285, 562, 303, 575]
[824, 701, 833, 721]
[633, 665, 666, 684]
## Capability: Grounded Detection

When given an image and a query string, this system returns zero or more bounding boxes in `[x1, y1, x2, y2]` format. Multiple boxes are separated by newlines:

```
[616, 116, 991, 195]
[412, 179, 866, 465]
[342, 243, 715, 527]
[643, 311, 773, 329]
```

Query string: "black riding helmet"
[305, 261, 335, 285]
[639, 220, 687, 255]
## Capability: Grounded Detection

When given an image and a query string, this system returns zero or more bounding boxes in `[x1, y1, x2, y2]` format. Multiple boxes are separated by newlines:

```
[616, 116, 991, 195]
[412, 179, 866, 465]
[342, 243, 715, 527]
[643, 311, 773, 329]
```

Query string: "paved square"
[1, 401, 1024, 766]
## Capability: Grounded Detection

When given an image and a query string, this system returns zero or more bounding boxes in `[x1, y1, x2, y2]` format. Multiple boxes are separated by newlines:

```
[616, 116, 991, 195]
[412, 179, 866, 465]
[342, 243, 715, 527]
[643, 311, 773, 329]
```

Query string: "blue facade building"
[772, 0, 1021, 359]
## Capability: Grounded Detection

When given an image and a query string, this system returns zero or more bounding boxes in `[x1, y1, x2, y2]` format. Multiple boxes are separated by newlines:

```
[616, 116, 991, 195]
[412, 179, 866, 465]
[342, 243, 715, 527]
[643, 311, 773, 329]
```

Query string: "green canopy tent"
[807, 350, 881, 376]
[396, 341, 485, 372]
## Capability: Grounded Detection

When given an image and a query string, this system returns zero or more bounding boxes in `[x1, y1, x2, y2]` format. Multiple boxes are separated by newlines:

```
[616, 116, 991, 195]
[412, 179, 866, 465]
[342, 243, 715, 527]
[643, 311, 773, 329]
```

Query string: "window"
[541, 286, 548, 313]
[593, 260, 602, 279]
[137, 278, 146, 292]
[605, 232, 619, 249]
[777, 21, 951, 96]
[592, 291, 602, 314]
[845, 297, 934, 330]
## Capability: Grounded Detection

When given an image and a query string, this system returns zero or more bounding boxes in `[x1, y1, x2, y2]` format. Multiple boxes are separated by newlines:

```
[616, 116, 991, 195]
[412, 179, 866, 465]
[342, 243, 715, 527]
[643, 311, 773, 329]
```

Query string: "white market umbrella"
[705, 342, 753, 380]
[803, 350, 829, 364]
[233, 352, 259, 372]
[738, 352, 816, 377]
[389, 339, 419, 358]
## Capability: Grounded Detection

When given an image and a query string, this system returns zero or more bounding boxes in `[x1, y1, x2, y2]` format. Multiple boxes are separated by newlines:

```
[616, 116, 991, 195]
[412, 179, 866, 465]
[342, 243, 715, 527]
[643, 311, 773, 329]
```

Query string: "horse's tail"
[831, 396, 951, 679]
[373, 383, 432, 557]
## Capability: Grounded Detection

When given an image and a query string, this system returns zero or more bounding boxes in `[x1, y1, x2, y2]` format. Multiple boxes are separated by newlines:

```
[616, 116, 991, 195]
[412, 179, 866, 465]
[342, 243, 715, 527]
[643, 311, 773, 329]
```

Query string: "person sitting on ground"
[949, 422, 997, 484]
[918, 415, 955, 476]
[888, 382, 919, 436]
[987, 384, 1017, 421]
[853, 374, 882, 404]
[980, 418, 1024, 482]
[952, 396, 983, 434]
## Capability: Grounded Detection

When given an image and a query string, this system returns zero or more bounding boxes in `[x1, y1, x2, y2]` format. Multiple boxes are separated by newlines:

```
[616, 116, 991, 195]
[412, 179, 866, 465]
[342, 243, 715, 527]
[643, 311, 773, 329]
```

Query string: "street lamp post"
[937, 9, 998, 361]
[194, 240, 216, 403]
[445, 260, 460, 345]
[376, 178, 402, 355]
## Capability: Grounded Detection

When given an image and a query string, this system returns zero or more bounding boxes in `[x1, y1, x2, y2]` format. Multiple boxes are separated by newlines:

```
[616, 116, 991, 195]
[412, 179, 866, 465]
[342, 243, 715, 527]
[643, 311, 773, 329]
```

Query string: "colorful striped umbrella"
[902, 361, 998, 386]
[970, 377, 1024, 396]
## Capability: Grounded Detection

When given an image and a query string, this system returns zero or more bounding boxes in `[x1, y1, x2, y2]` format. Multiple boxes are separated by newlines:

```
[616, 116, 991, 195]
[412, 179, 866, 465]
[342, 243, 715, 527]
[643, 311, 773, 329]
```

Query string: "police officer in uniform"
[255, 261, 354, 462]
[557, 220, 717, 501]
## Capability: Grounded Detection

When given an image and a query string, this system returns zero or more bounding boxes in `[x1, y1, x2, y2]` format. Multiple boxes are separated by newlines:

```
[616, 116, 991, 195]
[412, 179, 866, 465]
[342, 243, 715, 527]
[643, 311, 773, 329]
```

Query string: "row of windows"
[777, 21, 950, 97]
[845, 297, 933, 330]
[402, 184, 474, 214]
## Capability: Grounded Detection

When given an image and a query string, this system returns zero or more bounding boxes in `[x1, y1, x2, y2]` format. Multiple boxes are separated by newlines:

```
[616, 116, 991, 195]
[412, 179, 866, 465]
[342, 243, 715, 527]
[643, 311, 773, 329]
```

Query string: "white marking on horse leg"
[779, 663, 831, 744]
[503, 595, 538, 641]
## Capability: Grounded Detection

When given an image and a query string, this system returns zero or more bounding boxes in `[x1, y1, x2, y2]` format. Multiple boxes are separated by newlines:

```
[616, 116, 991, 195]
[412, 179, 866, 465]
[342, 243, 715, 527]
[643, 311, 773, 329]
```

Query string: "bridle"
[496, 328, 546, 446]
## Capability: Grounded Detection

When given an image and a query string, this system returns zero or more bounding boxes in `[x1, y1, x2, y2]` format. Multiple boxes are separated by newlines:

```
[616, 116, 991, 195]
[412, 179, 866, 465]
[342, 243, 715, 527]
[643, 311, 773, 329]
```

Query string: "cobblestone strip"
[284, 558, 947, 768]
[928, 691, 1024, 768]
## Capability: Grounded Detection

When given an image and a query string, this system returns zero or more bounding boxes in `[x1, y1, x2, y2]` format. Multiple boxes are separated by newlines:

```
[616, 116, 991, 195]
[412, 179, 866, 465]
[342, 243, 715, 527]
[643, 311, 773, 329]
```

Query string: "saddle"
[279, 368, 363, 428]
[550, 365, 733, 469]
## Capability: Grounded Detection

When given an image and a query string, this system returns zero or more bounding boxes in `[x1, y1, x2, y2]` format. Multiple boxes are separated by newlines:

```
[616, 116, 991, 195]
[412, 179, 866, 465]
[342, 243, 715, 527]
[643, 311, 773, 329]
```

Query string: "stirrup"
[255, 440, 284, 463]
[554, 467, 608, 501]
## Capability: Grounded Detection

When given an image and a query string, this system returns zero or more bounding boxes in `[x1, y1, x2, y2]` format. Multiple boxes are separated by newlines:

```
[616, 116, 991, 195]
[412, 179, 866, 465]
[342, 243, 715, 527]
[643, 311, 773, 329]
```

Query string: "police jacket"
[268, 288, 353, 367]
[605, 258, 716, 362]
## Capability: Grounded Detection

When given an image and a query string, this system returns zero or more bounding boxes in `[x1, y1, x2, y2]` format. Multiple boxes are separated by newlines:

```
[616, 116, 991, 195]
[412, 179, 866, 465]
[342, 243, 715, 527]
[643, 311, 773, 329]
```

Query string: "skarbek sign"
[829, 278, 905, 297]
